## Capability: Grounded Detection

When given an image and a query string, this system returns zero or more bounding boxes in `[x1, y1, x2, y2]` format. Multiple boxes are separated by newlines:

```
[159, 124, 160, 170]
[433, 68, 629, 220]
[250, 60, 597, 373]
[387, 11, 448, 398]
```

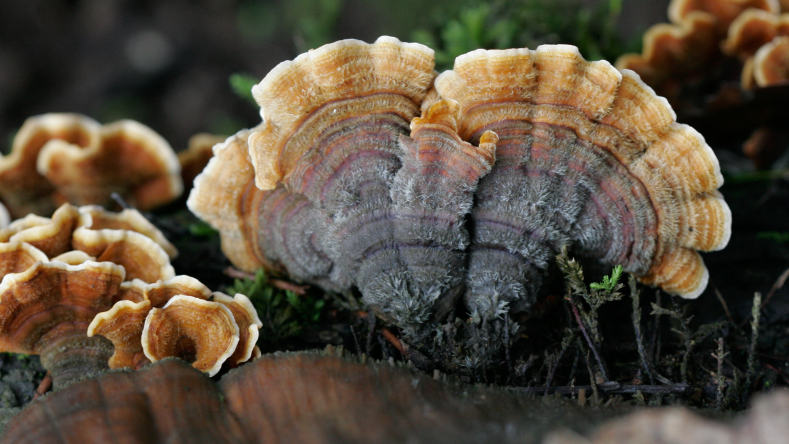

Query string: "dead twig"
[713, 337, 729, 410]
[568, 296, 609, 382]
[745, 292, 762, 401]
[630, 276, 654, 385]
[223, 267, 309, 294]
[33, 371, 52, 400]
[738, 267, 789, 328]
[544, 329, 574, 395]
[381, 327, 406, 355]
[521, 381, 688, 395]
[713, 285, 737, 328]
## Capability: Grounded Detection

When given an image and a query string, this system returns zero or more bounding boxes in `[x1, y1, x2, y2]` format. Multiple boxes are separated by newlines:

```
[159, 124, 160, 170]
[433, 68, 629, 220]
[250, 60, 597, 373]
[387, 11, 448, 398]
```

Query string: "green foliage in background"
[227, 269, 324, 350]
[229, 73, 259, 107]
[412, 0, 635, 69]
[237, 0, 343, 51]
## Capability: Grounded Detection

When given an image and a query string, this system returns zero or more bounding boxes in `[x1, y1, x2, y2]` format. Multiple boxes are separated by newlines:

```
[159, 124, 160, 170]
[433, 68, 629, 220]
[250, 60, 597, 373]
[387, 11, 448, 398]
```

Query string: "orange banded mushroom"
[752, 35, 789, 85]
[212, 292, 262, 367]
[616, 0, 780, 100]
[0, 203, 176, 282]
[0, 261, 124, 388]
[88, 276, 211, 370]
[0, 114, 182, 218]
[142, 295, 239, 377]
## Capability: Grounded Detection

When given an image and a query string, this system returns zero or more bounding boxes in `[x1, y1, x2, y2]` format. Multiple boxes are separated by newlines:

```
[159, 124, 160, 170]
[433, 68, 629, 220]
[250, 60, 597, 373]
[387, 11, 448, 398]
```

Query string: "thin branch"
[630, 276, 654, 384]
[568, 296, 609, 382]
[739, 267, 789, 328]
[520, 382, 689, 395]
[223, 267, 309, 294]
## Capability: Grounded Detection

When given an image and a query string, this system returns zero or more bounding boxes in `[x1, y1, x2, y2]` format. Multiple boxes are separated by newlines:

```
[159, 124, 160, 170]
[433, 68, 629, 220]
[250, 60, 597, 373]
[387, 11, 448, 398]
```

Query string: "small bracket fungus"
[616, 0, 780, 100]
[0, 113, 182, 218]
[189, 37, 731, 367]
[88, 275, 211, 370]
[142, 295, 240, 377]
[0, 203, 176, 283]
[179, 133, 226, 191]
[0, 261, 125, 388]
[212, 292, 263, 367]
[752, 35, 789, 86]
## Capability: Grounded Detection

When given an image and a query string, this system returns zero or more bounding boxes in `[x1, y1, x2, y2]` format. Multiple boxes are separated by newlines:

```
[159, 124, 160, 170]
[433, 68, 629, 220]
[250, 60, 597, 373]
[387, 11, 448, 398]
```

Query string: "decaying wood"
[4, 351, 788, 444]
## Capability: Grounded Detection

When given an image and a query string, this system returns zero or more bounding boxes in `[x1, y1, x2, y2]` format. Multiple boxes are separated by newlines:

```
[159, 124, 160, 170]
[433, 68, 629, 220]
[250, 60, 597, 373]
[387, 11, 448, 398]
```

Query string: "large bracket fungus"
[0, 113, 182, 218]
[189, 37, 731, 368]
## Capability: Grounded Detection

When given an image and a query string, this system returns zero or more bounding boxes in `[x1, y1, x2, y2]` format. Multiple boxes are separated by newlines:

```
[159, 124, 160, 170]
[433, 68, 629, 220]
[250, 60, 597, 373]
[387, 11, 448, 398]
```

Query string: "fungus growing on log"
[0, 113, 182, 218]
[189, 37, 730, 366]
[0, 261, 124, 388]
[142, 296, 239, 377]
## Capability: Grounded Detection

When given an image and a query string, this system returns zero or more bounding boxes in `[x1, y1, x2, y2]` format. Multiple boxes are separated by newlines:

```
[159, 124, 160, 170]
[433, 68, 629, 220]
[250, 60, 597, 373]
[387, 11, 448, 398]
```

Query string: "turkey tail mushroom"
[189, 37, 731, 364]
[435, 45, 730, 305]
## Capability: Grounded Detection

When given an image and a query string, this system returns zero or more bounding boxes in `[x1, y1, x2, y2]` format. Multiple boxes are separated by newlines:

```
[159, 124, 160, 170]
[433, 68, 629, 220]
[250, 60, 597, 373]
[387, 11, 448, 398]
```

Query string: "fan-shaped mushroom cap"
[0, 242, 48, 275]
[179, 133, 226, 190]
[722, 9, 789, 59]
[50, 250, 95, 266]
[617, 0, 780, 96]
[72, 207, 175, 283]
[36, 116, 182, 211]
[752, 35, 789, 85]
[89, 276, 211, 369]
[0, 203, 175, 283]
[249, 36, 436, 190]
[0, 260, 125, 387]
[0, 203, 80, 257]
[187, 127, 273, 273]
[142, 295, 239, 377]
[87, 300, 152, 369]
[670, 0, 780, 34]
[0, 114, 99, 218]
[435, 45, 730, 300]
[192, 38, 730, 363]
[78, 205, 177, 258]
[212, 292, 262, 366]
[616, 12, 718, 89]
[0, 114, 182, 218]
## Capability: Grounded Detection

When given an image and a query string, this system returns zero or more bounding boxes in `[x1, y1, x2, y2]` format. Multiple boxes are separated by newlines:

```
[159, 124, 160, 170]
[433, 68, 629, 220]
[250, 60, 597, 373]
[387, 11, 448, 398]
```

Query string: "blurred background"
[0, 0, 669, 152]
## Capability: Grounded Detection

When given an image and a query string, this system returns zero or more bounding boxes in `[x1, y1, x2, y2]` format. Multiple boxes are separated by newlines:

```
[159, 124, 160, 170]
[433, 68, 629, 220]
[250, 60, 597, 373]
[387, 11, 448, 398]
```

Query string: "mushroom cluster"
[617, 0, 789, 99]
[0, 203, 259, 387]
[618, 0, 789, 168]
[0, 113, 183, 219]
[88, 278, 261, 377]
[189, 37, 730, 367]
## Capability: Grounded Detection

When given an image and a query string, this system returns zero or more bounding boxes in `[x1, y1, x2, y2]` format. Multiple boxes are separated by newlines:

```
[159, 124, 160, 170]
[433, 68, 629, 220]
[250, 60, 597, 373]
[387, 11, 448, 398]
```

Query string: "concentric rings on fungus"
[189, 37, 730, 363]
[0, 203, 175, 283]
[88, 275, 212, 370]
[142, 296, 239, 377]
[0, 260, 125, 388]
[0, 113, 182, 218]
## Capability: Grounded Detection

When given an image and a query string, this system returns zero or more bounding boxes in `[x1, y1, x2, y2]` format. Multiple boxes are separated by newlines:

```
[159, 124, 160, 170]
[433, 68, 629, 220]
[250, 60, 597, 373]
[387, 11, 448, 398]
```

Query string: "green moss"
[226, 269, 324, 350]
